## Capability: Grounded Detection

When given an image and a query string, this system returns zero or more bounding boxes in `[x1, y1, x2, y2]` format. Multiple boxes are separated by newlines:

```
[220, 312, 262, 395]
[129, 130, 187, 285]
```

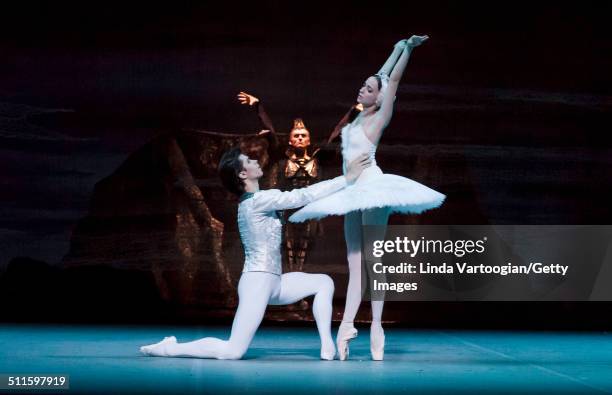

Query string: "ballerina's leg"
[362, 207, 390, 323]
[341, 210, 364, 324]
[361, 207, 390, 360]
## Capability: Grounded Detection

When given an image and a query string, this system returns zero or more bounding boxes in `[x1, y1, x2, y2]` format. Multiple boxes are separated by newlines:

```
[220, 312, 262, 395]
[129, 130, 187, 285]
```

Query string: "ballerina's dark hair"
[372, 74, 383, 91]
[218, 147, 246, 196]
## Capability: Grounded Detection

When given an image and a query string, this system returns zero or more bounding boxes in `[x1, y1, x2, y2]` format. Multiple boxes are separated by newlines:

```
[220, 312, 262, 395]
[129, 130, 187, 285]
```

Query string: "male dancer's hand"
[345, 153, 372, 183]
[237, 91, 259, 106]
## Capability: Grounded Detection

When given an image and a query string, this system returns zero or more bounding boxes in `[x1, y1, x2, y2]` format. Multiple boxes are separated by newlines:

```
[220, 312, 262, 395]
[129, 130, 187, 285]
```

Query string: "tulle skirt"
[289, 165, 445, 223]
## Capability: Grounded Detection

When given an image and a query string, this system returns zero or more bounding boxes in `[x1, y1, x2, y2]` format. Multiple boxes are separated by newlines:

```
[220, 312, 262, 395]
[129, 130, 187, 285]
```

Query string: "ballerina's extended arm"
[377, 41, 405, 76]
[368, 36, 429, 143]
[326, 41, 405, 145]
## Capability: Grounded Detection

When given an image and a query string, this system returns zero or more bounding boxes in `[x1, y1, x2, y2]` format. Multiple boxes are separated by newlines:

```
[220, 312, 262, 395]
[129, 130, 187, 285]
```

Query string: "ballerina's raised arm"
[366, 35, 429, 144]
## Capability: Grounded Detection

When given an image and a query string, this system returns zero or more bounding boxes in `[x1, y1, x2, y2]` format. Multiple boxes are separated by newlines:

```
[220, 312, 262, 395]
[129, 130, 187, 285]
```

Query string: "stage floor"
[0, 324, 611, 394]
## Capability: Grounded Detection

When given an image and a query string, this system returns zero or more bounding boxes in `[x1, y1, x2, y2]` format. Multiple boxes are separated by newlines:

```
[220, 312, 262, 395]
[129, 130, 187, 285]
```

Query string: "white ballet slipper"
[370, 325, 385, 361]
[140, 336, 177, 357]
[336, 322, 358, 361]
[320, 344, 337, 361]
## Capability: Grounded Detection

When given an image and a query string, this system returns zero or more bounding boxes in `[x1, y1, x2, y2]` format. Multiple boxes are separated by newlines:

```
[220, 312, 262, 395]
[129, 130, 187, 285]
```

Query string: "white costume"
[140, 176, 347, 360]
[289, 122, 445, 222]
[289, 120, 445, 361]
[238, 179, 344, 275]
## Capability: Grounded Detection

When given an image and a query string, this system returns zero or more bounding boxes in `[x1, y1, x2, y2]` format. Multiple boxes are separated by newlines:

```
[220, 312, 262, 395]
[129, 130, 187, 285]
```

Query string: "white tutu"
[289, 121, 445, 223]
[289, 164, 445, 223]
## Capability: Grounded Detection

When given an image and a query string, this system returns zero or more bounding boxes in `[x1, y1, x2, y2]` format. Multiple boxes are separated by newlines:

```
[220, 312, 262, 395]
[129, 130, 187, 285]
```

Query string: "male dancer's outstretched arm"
[246, 153, 371, 212]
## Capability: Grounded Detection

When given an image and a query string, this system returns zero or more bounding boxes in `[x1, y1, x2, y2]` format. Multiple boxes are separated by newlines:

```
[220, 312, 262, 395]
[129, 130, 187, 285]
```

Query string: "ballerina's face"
[238, 154, 263, 180]
[357, 76, 380, 107]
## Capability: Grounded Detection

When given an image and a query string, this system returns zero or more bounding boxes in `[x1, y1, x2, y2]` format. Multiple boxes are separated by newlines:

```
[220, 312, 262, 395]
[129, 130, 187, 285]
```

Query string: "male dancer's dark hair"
[218, 147, 246, 196]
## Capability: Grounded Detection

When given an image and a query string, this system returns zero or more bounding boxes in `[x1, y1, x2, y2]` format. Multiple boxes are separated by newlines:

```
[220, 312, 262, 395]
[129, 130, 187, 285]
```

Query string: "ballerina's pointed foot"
[336, 322, 358, 361]
[140, 336, 177, 357]
[320, 341, 337, 361]
[370, 324, 385, 361]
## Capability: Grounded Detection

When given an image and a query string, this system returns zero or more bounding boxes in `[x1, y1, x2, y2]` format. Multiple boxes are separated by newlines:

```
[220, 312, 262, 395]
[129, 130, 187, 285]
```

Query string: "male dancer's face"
[239, 154, 263, 181]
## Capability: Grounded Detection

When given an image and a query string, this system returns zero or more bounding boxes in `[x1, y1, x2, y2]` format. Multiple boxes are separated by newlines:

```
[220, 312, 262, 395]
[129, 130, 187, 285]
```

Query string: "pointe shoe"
[336, 322, 358, 361]
[320, 343, 337, 361]
[140, 336, 177, 356]
[370, 325, 385, 361]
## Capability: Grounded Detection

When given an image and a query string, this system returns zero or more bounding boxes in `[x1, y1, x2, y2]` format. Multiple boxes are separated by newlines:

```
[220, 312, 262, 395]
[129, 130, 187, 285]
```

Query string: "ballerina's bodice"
[341, 122, 378, 175]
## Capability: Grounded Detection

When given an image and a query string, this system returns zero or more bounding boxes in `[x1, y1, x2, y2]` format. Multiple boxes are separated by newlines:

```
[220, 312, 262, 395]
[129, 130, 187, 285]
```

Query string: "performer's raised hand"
[406, 35, 429, 48]
[345, 153, 372, 183]
[237, 91, 259, 106]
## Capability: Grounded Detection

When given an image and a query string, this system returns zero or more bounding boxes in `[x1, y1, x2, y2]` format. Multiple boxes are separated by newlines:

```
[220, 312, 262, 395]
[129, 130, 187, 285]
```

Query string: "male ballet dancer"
[140, 147, 370, 360]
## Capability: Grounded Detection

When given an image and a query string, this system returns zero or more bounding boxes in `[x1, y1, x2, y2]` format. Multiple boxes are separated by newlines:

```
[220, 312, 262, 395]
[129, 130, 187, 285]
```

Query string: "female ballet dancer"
[140, 147, 370, 360]
[290, 36, 446, 361]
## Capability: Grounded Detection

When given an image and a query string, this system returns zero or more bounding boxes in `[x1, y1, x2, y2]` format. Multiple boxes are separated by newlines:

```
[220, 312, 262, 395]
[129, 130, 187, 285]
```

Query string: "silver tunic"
[237, 176, 347, 275]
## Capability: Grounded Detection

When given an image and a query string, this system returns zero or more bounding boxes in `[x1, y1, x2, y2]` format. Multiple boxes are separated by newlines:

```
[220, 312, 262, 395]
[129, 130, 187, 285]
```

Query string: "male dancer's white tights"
[342, 207, 390, 325]
[142, 271, 335, 359]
